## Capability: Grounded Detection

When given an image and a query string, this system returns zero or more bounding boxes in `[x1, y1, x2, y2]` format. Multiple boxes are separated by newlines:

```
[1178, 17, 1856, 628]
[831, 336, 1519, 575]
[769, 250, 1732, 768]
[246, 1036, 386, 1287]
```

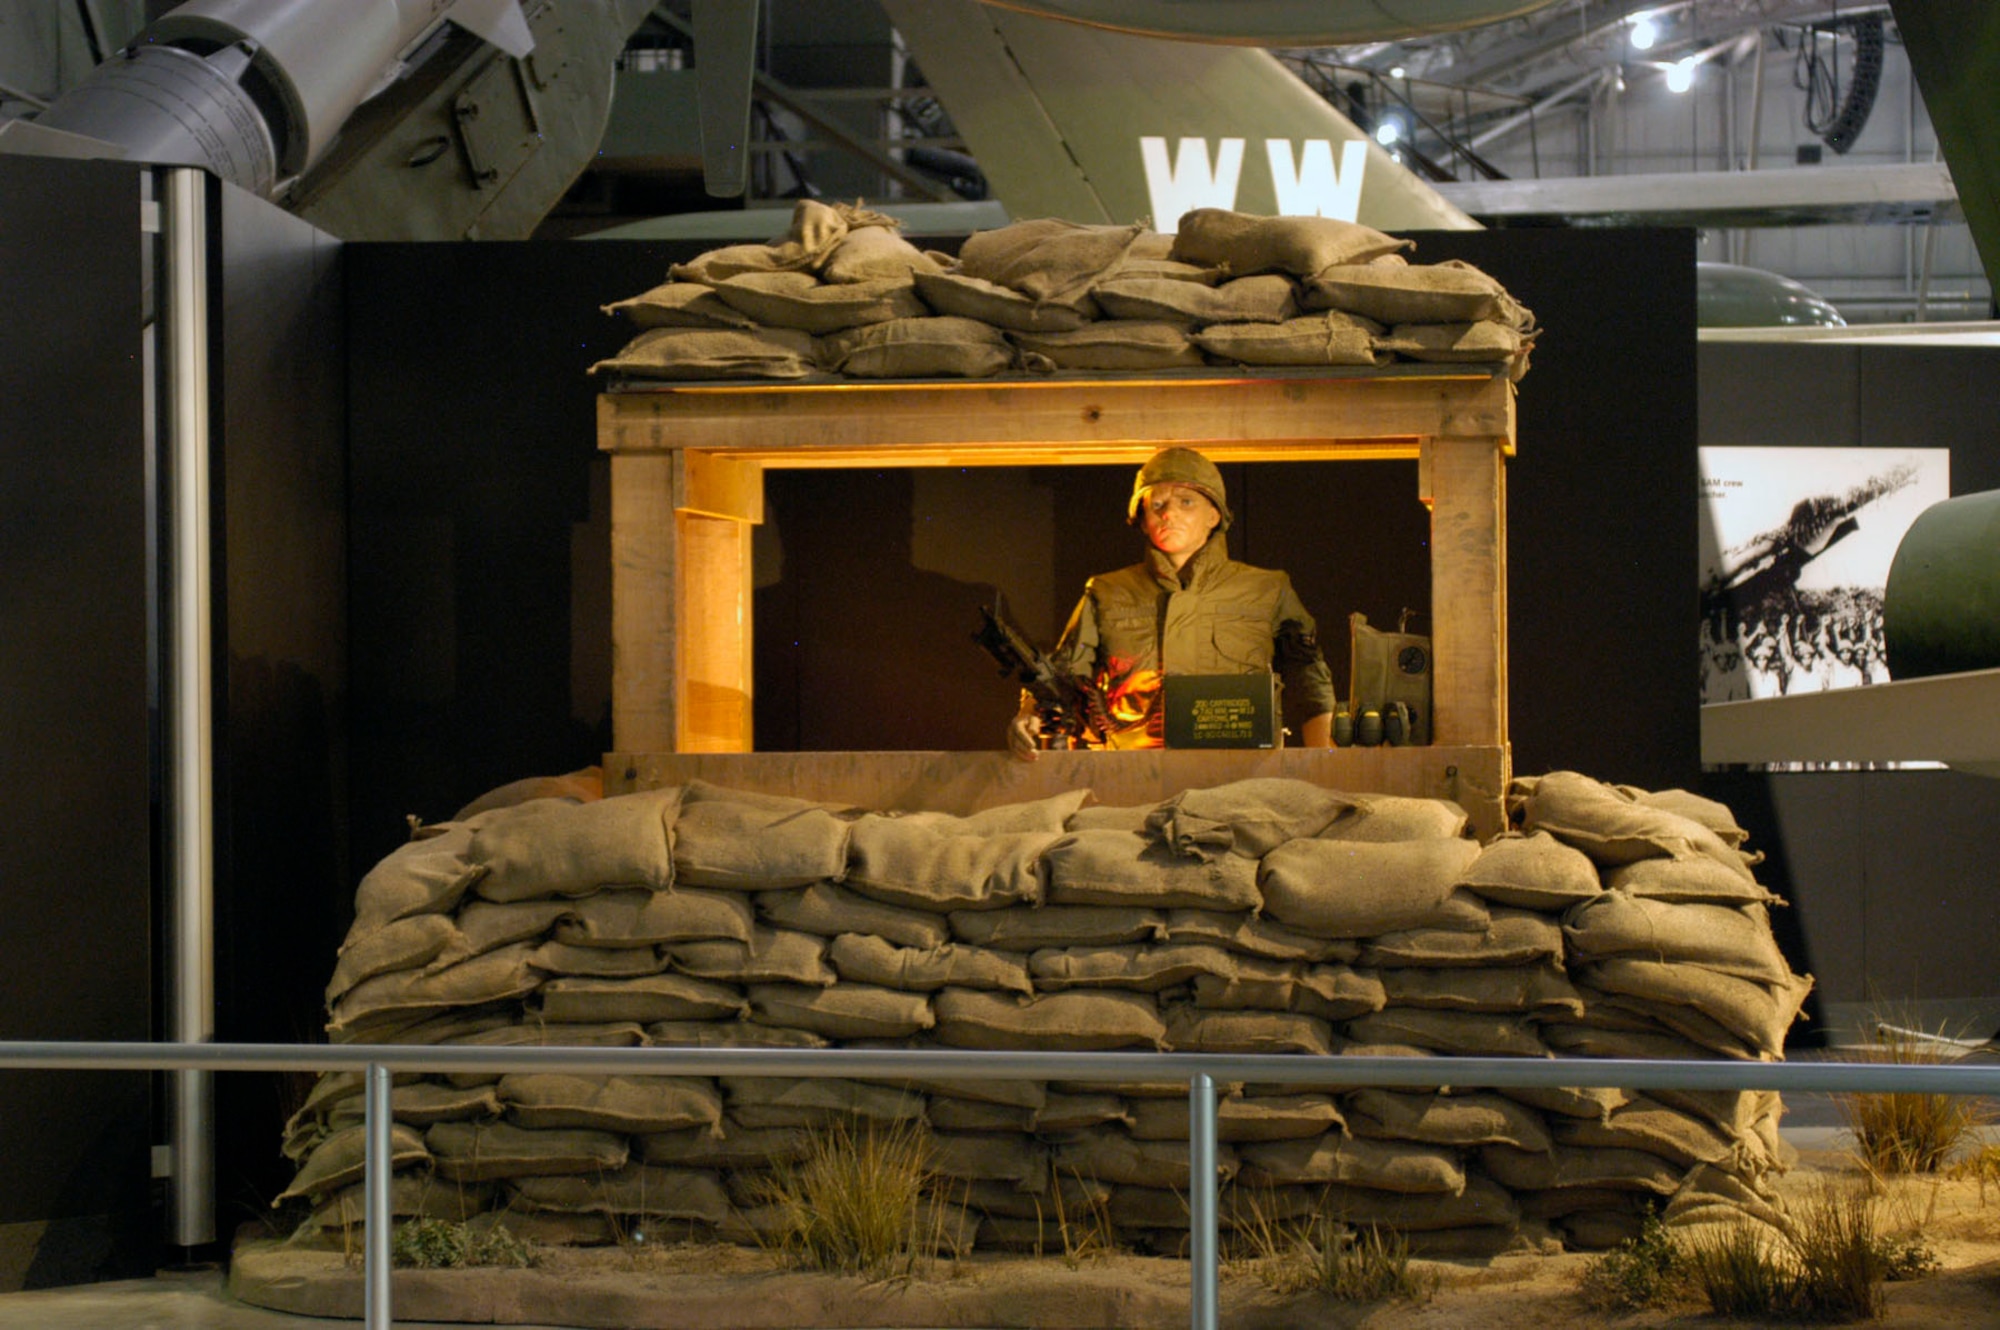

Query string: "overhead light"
[1666, 56, 1696, 93]
[1374, 119, 1402, 146]
[1389, 65, 1406, 79]
[1631, 15, 1658, 51]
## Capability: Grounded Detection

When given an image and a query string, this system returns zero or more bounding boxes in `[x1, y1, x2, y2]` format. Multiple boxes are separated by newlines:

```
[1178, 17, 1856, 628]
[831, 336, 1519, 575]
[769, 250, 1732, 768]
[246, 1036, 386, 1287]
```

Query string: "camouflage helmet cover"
[1127, 447, 1232, 531]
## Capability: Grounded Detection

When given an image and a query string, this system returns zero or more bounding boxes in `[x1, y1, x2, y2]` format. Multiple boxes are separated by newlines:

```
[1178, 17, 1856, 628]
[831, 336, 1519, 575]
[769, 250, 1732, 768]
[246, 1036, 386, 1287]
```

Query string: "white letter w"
[1140, 136, 1245, 234]
[1266, 138, 1368, 221]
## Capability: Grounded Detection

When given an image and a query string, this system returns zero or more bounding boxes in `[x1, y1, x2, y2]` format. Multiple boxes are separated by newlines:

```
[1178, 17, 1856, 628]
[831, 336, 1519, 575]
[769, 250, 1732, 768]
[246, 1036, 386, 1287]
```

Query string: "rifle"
[973, 595, 1112, 748]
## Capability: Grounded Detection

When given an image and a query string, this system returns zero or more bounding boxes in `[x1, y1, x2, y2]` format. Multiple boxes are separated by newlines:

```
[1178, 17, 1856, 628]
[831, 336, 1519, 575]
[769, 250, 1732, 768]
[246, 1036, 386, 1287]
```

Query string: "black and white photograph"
[1698, 445, 1949, 720]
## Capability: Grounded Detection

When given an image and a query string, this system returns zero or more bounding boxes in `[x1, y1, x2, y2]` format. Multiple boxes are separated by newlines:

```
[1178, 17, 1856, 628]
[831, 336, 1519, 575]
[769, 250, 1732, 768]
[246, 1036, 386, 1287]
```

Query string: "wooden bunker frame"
[599, 367, 1514, 839]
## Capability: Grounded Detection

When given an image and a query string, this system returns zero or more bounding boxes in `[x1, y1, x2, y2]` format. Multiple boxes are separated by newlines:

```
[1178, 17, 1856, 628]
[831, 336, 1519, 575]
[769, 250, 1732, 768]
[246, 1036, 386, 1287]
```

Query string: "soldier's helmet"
[1127, 447, 1233, 531]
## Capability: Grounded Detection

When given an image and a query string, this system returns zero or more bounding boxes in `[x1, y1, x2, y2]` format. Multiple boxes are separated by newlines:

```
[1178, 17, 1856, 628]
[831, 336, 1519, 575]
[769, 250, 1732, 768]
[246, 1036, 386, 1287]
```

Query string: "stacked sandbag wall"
[282, 773, 1807, 1257]
[589, 202, 1537, 384]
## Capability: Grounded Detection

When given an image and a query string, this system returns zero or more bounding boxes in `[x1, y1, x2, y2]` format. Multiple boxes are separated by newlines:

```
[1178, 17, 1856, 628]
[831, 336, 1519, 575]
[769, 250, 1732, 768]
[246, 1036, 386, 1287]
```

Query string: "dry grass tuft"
[1838, 1023, 1995, 1175]
[747, 1117, 953, 1280]
[1227, 1191, 1436, 1303]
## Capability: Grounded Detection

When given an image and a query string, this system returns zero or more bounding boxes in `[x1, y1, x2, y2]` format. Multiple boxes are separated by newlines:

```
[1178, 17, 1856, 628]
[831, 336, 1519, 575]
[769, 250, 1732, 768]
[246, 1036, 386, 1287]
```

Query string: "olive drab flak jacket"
[1050, 533, 1338, 747]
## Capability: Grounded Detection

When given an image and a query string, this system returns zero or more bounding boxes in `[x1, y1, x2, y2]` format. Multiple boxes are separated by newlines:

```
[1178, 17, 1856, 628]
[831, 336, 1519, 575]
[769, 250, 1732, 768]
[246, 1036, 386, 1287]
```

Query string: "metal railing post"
[364, 1061, 393, 1329]
[1188, 1071, 1218, 1330]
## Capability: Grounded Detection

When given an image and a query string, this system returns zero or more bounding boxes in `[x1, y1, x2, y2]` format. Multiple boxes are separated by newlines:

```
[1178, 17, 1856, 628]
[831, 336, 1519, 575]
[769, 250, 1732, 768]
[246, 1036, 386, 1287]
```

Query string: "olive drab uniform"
[1050, 532, 1338, 748]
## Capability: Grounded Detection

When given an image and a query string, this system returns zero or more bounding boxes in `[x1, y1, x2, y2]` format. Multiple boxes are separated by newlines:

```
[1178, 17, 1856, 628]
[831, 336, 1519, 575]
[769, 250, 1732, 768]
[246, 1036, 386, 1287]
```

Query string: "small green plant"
[388, 1217, 532, 1269]
[1839, 1023, 1995, 1174]
[748, 1116, 946, 1280]
[1576, 1210, 1688, 1311]
[1229, 1194, 1435, 1304]
[1685, 1222, 1793, 1318]
[1679, 1180, 1920, 1321]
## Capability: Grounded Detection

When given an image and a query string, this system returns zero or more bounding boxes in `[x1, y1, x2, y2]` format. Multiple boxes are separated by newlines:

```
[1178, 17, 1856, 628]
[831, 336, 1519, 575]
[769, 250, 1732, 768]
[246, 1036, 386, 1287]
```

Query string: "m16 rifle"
[973, 595, 1112, 749]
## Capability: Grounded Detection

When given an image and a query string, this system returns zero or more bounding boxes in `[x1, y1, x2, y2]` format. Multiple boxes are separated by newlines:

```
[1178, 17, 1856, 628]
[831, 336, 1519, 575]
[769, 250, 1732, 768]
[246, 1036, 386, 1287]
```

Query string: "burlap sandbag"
[524, 939, 667, 978]
[759, 882, 949, 949]
[951, 904, 1164, 950]
[1106, 256, 1222, 285]
[842, 817, 1055, 912]
[929, 1131, 1051, 1191]
[1344, 1007, 1549, 1058]
[955, 218, 1146, 302]
[962, 1175, 1108, 1220]
[1377, 319, 1523, 364]
[1453, 831, 1603, 910]
[326, 913, 459, 1003]
[277, 1123, 430, 1202]
[1065, 802, 1155, 832]
[1554, 1096, 1739, 1170]
[1665, 1161, 1788, 1230]
[665, 198, 856, 284]
[1030, 942, 1237, 992]
[746, 982, 935, 1039]
[1049, 1127, 1237, 1189]
[1497, 1082, 1628, 1122]
[827, 932, 1033, 995]
[1481, 1142, 1683, 1195]
[466, 788, 681, 901]
[602, 281, 758, 330]
[1564, 891, 1791, 981]
[929, 1098, 1037, 1134]
[351, 822, 485, 931]
[1185, 954, 1301, 1010]
[1143, 778, 1357, 859]
[720, 1076, 925, 1128]
[1593, 990, 1771, 1062]
[440, 1020, 646, 1054]
[1516, 770, 1755, 880]
[1009, 320, 1206, 370]
[509, 1165, 732, 1222]
[644, 1020, 826, 1049]
[1091, 273, 1298, 325]
[1317, 794, 1470, 843]
[911, 270, 1096, 332]
[1044, 829, 1263, 911]
[1168, 208, 1410, 276]
[1540, 1019, 1721, 1062]
[666, 926, 835, 986]
[1300, 258, 1508, 324]
[1378, 964, 1582, 1017]
[452, 764, 596, 819]
[1163, 1006, 1336, 1055]
[553, 887, 754, 948]
[426, 1120, 628, 1182]
[1559, 1209, 1651, 1250]
[1290, 963, 1390, 1020]
[1193, 313, 1385, 367]
[1237, 1131, 1464, 1194]
[1033, 1091, 1133, 1133]
[534, 973, 747, 1025]
[637, 1124, 815, 1169]
[1164, 909, 1358, 963]
[1257, 838, 1485, 937]
[588, 325, 817, 380]
[440, 899, 578, 966]
[934, 987, 1165, 1051]
[377, 1081, 505, 1128]
[816, 316, 1015, 378]
[328, 943, 542, 1037]
[1360, 908, 1564, 969]
[1649, 1087, 1764, 1134]
[1606, 856, 1780, 905]
[671, 783, 853, 889]
[1346, 1088, 1553, 1151]
[1128, 1093, 1343, 1143]
[889, 789, 1091, 836]
[709, 271, 928, 335]
[820, 224, 946, 283]
[498, 1073, 723, 1135]
[1582, 959, 1811, 1057]
[1618, 786, 1753, 848]
[301, 1176, 496, 1235]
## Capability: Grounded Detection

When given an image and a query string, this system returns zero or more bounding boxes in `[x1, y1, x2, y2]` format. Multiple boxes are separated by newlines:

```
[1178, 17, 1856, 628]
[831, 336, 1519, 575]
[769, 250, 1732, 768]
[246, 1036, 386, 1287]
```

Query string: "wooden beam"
[1425, 436, 1508, 751]
[610, 453, 680, 754]
[676, 450, 764, 523]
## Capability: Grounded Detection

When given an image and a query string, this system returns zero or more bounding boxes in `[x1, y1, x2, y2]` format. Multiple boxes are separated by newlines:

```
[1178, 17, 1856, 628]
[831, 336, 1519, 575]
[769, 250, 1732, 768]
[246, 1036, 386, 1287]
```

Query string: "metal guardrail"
[4, 1041, 1997, 1330]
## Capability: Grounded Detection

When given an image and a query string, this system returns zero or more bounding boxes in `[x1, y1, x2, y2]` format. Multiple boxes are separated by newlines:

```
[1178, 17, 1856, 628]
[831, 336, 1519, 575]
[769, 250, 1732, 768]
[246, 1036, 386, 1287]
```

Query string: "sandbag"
[1377, 319, 1523, 364]
[277, 1123, 430, 1202]
[1377, 964, 1582, 1017]
[842, 817, 1055, 911]
[1343, 1007, 1548, 1058]
[1359, 908, 1563, 969]
[911, 269, 1096, 332]
[672, 784, 853, 889]
[1009, 320, 1206, 370]
[1345, 1089, 1552, 1152]
[602, 281, 758, 330]
[1143, 778, 1356, 859]
[815, 316, 1014, 378]
[554, 887, 754, 948]
[498, 1073, 724, 1135]
[759, 882, 949, 949]
[666, 927, 835, 987]
[1564, 891, 1790, 981]
[1257, 838, 1485, 937]
[589, 325, 817, 381]
[1163, 1006, 1337, 1056]
[819, 224, 945, 283]
[534, 973, 747, 1024]
[1163, 909, 1357, 963]
[1606, 855, 1780, 905]
[351, 823, 485, 930]
[1127, 1093, 1342, 1143]
[1237, 1131, 1464, 1194]
[955, 218, 1145, 302]
[720, 1076, 925, 1128]
[509, 1165, 732, 1222]
[525, 939, 667, 978]
[827, 932, 1034, 995]
[1168, 209, 1410, 276]
[952, 904, 1165, 950]
[1300, 258, 1508, 325]
[1515, 770, 1755, 880]
[933, 987, 1165, 1052]
[1045, 830, 1263, 911]
[1030, 942, 1238, 992]
[326, 914, 459, 1002]
[1318, 794, 1470, 843]
[746, 982, 935, 1039]
[1091, 273, 1298, 325]
[1453, 831, 1603, 910]
[1193, 313, 1384, 367]
[426, 1120, 628, 1182]
[1049, 1127, 1236, 1188]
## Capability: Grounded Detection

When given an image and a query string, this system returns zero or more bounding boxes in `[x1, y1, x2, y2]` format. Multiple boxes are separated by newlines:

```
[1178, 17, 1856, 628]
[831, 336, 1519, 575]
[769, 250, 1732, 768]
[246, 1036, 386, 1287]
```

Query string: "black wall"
[1698, 338, 2000, 1041]
[0, 155, 155, 1289]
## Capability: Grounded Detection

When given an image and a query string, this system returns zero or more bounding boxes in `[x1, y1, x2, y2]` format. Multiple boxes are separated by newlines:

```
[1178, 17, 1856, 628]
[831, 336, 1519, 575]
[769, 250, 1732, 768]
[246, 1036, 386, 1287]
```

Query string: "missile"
[24, 0, 533, 197]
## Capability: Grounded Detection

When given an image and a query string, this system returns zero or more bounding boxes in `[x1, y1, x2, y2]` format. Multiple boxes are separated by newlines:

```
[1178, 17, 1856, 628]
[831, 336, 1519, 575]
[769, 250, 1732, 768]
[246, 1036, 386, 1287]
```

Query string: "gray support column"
[162, 165, 215, 1249]
[365, 1062, 394, 1329]
[1188, 1072, 1218, 1330]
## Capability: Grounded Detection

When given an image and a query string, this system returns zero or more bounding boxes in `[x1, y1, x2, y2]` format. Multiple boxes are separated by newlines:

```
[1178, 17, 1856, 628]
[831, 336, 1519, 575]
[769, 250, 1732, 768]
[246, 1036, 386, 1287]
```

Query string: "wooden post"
[1422, 435, 1509, 751]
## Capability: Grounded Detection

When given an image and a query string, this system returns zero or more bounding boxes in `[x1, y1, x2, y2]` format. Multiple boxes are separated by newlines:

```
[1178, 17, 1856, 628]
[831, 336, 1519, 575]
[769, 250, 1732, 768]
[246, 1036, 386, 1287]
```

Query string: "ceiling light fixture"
[1631, 15, 1659, 51]
[1666, 56, 1696, 93]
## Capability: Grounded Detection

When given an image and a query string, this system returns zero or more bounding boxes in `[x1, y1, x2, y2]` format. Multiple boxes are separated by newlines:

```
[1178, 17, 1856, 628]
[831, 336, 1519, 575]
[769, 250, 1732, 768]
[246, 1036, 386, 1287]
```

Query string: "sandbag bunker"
[590, 202, 1537, 382]
[283, 773, 1807, 1258]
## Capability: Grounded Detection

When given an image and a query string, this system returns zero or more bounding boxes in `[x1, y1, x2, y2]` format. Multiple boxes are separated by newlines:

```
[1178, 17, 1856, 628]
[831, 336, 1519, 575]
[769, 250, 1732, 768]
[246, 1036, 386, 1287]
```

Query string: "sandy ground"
[226, 1141, 2000, 1329]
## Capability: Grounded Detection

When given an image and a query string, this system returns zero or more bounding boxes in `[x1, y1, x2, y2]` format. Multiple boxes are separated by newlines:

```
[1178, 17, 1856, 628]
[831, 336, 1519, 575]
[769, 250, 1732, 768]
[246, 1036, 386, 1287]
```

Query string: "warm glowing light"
[1374, 120, 1401, 146]
[1666, 57, 1696, 93]
[1630, 16, 1658, 50]
[1389, 65, 1405, 79]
